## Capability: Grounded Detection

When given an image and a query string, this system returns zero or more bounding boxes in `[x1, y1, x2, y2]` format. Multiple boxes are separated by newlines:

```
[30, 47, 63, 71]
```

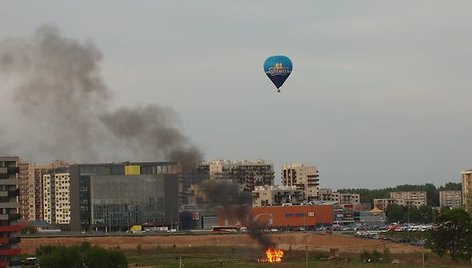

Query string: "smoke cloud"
[0, 25, 202, 166]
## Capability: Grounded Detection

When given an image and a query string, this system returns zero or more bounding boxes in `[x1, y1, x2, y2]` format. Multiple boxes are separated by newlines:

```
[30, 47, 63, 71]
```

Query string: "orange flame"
[265, 248, 284, 263]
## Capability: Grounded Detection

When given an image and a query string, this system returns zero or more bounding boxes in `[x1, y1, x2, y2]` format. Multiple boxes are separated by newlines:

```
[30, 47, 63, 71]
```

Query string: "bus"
[211, 226, 239, 233]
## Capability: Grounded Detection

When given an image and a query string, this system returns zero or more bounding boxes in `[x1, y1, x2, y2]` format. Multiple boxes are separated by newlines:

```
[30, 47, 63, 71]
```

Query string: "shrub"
[37, 242, 127, 268]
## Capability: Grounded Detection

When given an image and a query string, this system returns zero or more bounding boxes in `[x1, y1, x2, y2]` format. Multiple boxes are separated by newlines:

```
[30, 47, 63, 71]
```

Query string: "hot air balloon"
[263, 55, 293, 93]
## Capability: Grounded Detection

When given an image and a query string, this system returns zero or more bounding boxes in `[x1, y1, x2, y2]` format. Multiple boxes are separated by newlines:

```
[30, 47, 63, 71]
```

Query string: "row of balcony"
[0, 213, 20, 221]
[0, 167, 19, 175]
[0, 188, 19, 198]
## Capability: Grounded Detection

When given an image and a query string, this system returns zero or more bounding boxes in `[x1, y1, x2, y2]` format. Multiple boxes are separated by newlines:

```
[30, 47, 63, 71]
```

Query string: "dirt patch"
[20, 233, 424, 255]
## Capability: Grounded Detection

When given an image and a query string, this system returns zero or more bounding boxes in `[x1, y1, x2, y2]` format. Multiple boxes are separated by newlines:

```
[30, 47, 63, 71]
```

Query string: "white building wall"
[42, 174, 52, 223]
[281, 163, 319, 201]
[42, 172, 71, 224]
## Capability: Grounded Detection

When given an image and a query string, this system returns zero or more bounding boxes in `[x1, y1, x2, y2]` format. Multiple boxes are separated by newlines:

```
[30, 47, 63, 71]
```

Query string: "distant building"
[332, 193, 360, 205]
[318, 188, 333, 201]
[373, 198, 396, 211]
[390, 191, 427, 208]
[461, 170, 472, 211]
[439, 190, 462, 209]
[219, 204, 334, 230]
[69, 162, 179, 232]
[206, 160, 274, 192]
[181, 163, 210, 205]
[319, 188, 360, 205]
[0, 156, 21, 267]
[17, 160, 30, 221]
[179, 204, 219, 230]
[281, 163, 319, 201]
[359, 207, 386, 224]
[42, 168, 71, 225]
[252, 185, 305, 207]
[23, 161, 70, 222]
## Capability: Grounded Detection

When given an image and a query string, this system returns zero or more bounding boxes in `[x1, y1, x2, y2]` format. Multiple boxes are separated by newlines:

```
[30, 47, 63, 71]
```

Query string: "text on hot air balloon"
[268, 63, 290, 76]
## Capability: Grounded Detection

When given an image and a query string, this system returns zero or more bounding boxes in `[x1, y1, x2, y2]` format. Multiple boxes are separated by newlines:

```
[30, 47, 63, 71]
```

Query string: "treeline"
[385, 204, 436, 223]
[337, 182, 461, 207]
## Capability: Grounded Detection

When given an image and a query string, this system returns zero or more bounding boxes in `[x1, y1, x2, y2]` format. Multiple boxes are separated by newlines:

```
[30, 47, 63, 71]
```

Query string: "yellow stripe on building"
[125, 165, 140, 175]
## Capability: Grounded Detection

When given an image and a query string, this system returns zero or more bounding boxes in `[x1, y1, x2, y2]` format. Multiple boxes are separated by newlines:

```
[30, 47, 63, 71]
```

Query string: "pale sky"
[1, 1, 471, 189]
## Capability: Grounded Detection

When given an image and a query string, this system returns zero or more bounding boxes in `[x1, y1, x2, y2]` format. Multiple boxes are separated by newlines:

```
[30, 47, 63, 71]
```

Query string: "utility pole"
[422, 250, 425, 268]
[305, 245, 308, 268]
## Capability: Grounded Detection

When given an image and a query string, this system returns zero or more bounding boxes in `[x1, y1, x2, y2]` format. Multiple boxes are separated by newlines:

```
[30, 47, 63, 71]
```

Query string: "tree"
[438, 182, 461, 191]
[386, 204, 405, 223]
[428, 208, 472, 260]
[37, 242, 128, 268]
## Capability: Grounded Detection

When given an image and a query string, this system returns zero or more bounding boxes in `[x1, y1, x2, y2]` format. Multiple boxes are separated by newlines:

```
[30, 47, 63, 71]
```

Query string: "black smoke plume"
[198, 180, 274, 249]
[0, 25, 202, 167]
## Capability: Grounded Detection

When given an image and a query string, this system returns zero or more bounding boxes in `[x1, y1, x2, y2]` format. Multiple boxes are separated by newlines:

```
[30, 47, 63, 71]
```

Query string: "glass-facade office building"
[70, 162, 178, 232]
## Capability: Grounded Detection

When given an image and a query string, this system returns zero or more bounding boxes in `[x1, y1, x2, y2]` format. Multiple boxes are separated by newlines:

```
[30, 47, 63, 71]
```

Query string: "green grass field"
[125, 246, 471, 268]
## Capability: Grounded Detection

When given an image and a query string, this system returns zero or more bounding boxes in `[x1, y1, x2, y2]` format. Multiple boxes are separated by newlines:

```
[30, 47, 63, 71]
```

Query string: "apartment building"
[390, 191, 427, 208]
[42, 169, 71, 225]
[373, 198, 396, 211]
[318, 188, 333, 201]
[17, 161, 29, 221]
[0, 156, 21, 268]
[319, 188, 360, 205]
[332, 192, 360, 205]
[22, 161, 70, 222]
[281, 163, 319, 201]
[462, 170, 472, 211]
[181, 163, 210, 205]
[252, 185, 305, 207]
[207, 160, 274, 192]
[439, 190, 462, 209]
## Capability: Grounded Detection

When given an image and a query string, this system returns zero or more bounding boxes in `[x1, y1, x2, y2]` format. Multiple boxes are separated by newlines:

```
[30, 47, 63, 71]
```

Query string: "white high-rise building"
[281, 163, 319, 201]
[43, 171, 71, 224]
[27, 161, 70, 222]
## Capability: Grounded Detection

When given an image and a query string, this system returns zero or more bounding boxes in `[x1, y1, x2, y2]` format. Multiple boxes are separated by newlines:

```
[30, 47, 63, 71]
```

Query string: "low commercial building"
[179, 204, 219, 230]
[359, 207, 386, 224]
[218, 204, 333, 230]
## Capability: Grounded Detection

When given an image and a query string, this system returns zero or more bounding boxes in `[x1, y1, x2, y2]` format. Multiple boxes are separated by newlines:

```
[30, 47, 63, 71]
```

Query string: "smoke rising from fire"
[198, 180, 274, 249]
[0, 25, 202, 166]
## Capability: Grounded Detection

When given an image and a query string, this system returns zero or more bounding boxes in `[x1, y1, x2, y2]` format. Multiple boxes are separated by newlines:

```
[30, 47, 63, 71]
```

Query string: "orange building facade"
[218, 204, 333, 229]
